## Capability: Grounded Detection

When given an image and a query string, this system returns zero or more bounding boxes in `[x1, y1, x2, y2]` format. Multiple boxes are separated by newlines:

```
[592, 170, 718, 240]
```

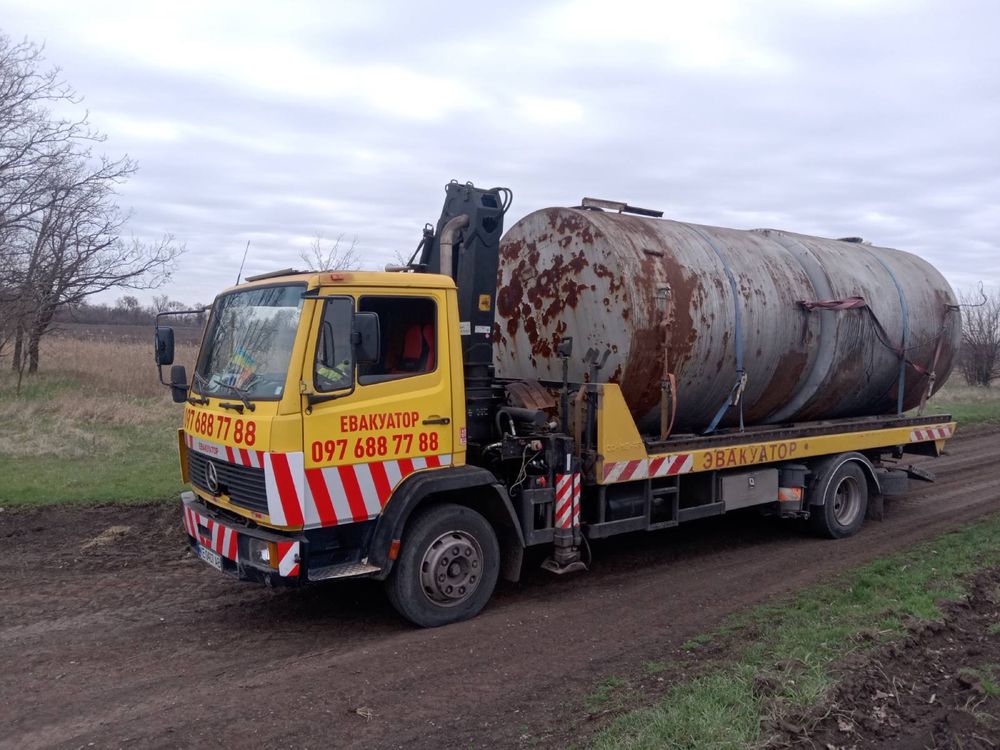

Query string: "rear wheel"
[809, 462, 868, 539]
[385, 503, 500, 627]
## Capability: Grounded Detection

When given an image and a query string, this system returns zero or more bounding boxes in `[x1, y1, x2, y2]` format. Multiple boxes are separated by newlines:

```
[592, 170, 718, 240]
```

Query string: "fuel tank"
[494, 207, 960, 432]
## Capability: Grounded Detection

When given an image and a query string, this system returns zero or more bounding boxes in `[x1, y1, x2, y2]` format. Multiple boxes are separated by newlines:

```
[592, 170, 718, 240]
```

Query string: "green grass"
[644, 661, 667, 675]
[0, 421, 183, 505]
[681, 634, 713, 651]
[959, 666, 1000, 697]
[0, 370, 184, 506]
[586, 676, 636, 716]
[922, 383, 1000, 425]
[592, 514, 1000, 749]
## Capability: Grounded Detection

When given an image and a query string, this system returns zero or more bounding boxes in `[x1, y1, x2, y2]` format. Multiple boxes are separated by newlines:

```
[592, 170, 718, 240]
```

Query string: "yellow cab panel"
[299, 278, 462, 529]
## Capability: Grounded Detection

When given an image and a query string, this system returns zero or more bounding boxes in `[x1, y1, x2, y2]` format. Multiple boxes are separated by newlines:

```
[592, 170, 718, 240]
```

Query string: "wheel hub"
[833, 476, 861, 525]
[420, 530, 483, 607]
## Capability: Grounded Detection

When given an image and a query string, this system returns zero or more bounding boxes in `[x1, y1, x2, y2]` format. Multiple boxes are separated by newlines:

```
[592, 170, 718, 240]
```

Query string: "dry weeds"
[932, 382, 999, 404]
[40, 335, 198, 398]
[1, 334, 197, 459]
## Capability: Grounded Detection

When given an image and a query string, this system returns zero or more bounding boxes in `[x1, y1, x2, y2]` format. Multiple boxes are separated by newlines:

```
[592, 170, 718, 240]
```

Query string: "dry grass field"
[0, 333, 199, 504]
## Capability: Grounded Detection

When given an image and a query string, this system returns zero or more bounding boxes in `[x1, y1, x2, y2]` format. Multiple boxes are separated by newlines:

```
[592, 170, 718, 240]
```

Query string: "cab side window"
[314, 297, 354, 392]
[358, 297, 436, 384]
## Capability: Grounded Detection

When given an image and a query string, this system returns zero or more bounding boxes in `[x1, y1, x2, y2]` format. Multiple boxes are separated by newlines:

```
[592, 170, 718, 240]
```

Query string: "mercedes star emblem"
[205, 461, 220, 494]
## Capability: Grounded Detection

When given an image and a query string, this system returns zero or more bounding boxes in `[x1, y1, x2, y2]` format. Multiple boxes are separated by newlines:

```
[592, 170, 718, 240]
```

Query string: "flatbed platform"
[592, 384, 956, 484]
[644, 412, 953, 454]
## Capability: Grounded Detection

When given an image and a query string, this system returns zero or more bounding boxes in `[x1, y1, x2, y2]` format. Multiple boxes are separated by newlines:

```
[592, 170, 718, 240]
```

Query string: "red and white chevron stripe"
[182, 504, 302, 578]
[183, 504, 238, 561]
[183, 431, 452, 530]
[910, 425, 954, 442]
[264, 452, 306, 527]
[602, 459, 649, 483]
[555, 472, 582, 529]
[266, 452, 454, 528]
[185, 433, 265, 468]
[647, 453, 694, 478]
[276, 541, 300, 577]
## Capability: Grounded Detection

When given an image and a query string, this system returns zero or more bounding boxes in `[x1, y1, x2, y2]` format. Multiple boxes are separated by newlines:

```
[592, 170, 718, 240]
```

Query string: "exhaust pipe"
[438, 214, 470, 278]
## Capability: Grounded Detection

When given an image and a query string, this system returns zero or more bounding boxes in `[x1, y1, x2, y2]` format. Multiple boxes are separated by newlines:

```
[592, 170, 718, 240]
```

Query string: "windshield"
[195, 284, 305, 400]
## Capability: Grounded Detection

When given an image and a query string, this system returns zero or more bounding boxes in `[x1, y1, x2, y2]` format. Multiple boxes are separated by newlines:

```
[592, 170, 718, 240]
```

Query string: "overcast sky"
[2, 0, 997, 305]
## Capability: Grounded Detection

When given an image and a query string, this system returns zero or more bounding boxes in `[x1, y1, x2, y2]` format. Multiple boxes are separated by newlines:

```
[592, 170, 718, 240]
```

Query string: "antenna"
[236, 240, 251, 285]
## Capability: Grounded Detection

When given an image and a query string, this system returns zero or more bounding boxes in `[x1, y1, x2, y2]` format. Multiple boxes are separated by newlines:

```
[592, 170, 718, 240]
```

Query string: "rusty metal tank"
[494, 207, 961, 432]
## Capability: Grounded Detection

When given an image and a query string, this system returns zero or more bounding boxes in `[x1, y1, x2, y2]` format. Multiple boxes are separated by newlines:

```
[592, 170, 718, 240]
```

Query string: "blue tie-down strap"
[704, 370, 747, 435]
[685, 224, 747, 435]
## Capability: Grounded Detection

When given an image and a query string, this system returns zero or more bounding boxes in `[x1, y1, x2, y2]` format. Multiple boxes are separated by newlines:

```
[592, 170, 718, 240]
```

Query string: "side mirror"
[352, 312, 381, 364]
[170, 364, 188, 404]
[155, 327, 175, 366]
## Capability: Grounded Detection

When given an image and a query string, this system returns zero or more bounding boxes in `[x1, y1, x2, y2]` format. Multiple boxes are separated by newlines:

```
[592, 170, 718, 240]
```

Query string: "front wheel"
[385, 503, 500, 627]
[809, 462, 869, 539]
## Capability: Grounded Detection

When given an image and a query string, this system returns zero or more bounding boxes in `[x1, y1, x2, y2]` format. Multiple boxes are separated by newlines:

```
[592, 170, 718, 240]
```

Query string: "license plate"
[197, 544, 223, 571]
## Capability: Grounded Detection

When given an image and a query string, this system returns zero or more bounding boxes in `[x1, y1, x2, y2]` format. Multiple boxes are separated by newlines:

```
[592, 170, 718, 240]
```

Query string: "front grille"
[189, 451, 268, 515]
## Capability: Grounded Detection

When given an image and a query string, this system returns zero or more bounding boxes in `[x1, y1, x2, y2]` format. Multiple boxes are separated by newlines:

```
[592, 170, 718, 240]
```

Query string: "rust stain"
[545, 208, 598, 244]
[615, 232, 700, 424]
[491, 322, 506, 351]
[746, 350, 810, 422]
[501, 210, 599, 359]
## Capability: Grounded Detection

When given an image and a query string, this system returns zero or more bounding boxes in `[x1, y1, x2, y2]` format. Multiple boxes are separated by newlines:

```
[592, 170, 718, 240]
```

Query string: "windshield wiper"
[187, 372, 209, 406]
[216, 381, 256, 412]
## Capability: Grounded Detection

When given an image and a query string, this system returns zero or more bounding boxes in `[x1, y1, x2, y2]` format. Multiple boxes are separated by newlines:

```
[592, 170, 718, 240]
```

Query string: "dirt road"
[3, 426, 998, 749]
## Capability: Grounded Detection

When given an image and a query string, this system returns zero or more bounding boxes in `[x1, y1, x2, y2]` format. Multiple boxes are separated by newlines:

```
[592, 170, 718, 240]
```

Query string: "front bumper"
[182, 492, 304, 585]
[180, 492, 382, 585]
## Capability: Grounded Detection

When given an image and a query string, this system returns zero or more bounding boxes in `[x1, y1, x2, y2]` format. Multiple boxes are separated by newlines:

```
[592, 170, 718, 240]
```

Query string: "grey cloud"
[1, 0, 996, 306]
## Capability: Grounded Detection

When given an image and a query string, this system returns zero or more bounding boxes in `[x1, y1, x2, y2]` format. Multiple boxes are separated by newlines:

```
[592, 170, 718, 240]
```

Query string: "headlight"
[246, 538, 277, 567]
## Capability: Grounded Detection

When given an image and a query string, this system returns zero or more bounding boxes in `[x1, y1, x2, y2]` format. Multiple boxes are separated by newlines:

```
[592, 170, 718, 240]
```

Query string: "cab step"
[308, 561, 381, 581]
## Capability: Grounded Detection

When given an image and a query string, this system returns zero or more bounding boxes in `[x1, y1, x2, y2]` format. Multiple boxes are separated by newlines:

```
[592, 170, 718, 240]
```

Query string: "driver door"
[300, 291, 455, 529]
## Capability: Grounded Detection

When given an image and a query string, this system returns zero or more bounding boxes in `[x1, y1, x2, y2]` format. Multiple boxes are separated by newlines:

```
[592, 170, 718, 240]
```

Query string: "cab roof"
[218, 269, 457, 297]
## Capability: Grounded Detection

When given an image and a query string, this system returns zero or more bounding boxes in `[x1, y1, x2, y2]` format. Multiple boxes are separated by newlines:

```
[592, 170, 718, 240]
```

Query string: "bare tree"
[0, 33, 182, 379]
[0, 282, 18, 360]
[0, 36, 103, 239]
[958, 287, 1000, 387]
[299, 233, 361, 271]
[9, 154, 180, 375]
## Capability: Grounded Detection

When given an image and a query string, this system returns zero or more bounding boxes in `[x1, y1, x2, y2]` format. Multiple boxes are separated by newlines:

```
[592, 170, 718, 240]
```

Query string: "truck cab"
[161, 269, 521, 625]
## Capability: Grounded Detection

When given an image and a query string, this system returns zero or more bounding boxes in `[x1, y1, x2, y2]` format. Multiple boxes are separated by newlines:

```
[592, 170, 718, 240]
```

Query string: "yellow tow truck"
[154, 182, 956, 627]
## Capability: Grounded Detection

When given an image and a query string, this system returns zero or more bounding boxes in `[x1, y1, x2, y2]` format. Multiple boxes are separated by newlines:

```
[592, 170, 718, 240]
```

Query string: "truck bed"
[643, 412, 953, 454]
[592, 383, 956, 485]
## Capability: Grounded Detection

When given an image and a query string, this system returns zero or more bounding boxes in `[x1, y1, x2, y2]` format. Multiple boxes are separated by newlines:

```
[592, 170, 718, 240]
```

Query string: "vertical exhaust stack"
[419, 181, 511, 445]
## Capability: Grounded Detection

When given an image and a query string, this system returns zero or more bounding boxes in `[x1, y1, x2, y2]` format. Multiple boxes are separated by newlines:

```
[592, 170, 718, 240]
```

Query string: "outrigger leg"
[542, 457, 588, 575]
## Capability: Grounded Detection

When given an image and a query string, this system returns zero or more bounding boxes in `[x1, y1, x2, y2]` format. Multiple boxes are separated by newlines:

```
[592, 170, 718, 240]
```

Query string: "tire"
[385, 503, 500, 627]
[809, 462, 869, 539]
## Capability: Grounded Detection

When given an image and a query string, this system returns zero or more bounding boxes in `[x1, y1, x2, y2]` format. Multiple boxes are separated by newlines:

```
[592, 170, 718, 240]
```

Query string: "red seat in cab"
[391, 323, 434, 374]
